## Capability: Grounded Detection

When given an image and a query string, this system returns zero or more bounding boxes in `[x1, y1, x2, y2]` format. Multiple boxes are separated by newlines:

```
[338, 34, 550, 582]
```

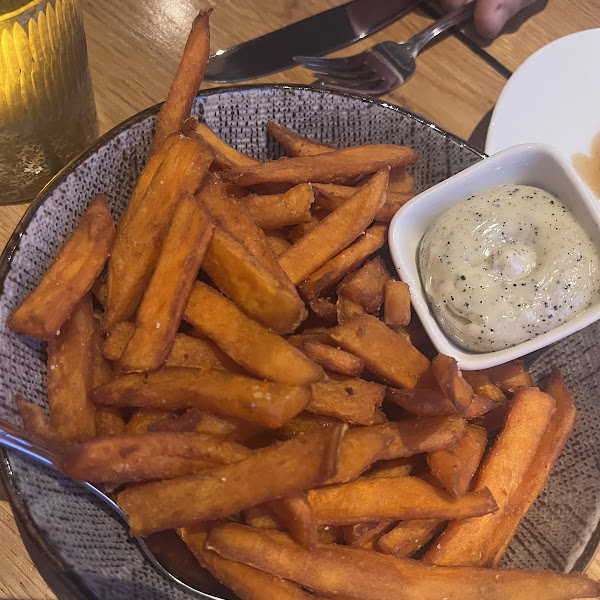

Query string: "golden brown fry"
[464, 394, 503, 419]
[105, 135, 213, 330]
[47, 294, 95, 442]
[377, 519, 445, 558]
[383, 280, 411, 327]
[299, 339, 364, 377]
[423, 387, 556, 567]
[266, 120, 333, 157]
[240, 184, 314, 229]
[61, 432, 251, 483]
[309, 379, 386, 426]
[278, 171, 388, 284]
[150, 10, 211, 154]
[117, 424, 345, 535]
[220, 145, 418, 186]
[266, 493, 319, 550]
[7, 195, 115, 340]
[385, 387, 458, 417]
[309, 298, 339, 323]
[482, 360, 533, 393]
[92, 367, 310, 428]
[426, 424, 488, 498]
[286, 214, 323, 242]
[336, 293, 366, 325]
[431, 354, 474, 415]
[184, 282, 323, 385]
[388, 166, 414, 193]
[95, 407, 126, 438]
[16, 396, 62, 447]
[126, 408, 173, 434]
[265, 230, 291, 255]
[330, 314, 430, 389]
[365, 457, 418, 479]
[338, 257, 390, 313]
[207, 523, 600, 600]
[91, 316, 113, 387]
[121, 195, 214, 372]
[344, 521, 394, 548]
[274, 412, 342, 440]
[462, 371, 507, 405]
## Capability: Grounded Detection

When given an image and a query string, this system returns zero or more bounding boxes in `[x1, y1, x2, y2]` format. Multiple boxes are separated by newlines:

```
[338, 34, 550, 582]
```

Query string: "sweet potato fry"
[308, 477, 497, 525]
[309, 379, 386, 425]
[462, 371, 506, 405]
[365, 457, 419, 479]
[105, 135, 213, 330]
[338, 257, 390, 313]
[426, 424, 488, 498]
[286, 214, 323, 242]
[220, 144, 418, 186]
[7, 195, 115, 340]
[61, 431, 251, 482]
[16, 396, 62, 447]
[278, 171, 388, 284]
[384, 280, 411, 327]
[388, 166, 414, 193]
[95, 407, 126, 438]
[377, 519, 445, 558]
[431, 354, 474, 415]
[47, 293, 95, 442]
[464, 394, 504, 419]
[265, 493, 319, 550]
[274, 412, 342, 440]
[299, 339, 364, 377]
[202, 226, 307, 334]
[183, 282, 323, 385]
[309, 297, 338, 322]
[92, 367, 310, 428]
[121, 195, 214, 372]
[207, 524, 600, 600]
[266, 120, 333, 157]
[483, 370, 576, 566]
[386, 387, 458, 417]
[330, 315, 430, 389]
[241, 184, 314, 229]
[482, 360, 533, 393]
[335, 294, 365, 324]
[265, 230, 291, 255]
[117, 424, 345, 535]
[344, 521, 394, 548]
[150, 10, 211, 154]
[298, 224, 387, 301]
[423, 387, 556, 566]
[126, 408, 173, 434]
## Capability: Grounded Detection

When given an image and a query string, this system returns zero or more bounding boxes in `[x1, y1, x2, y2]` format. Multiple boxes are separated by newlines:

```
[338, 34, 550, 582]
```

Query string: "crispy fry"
[286, 214, 323, 242]
[344, 521, 394, 548]
[431, 354, 473, 415]
[117, 424, 345, 535]
[386, 387, 458, 417]
[105, 135, 213, 330]
[330, 315, 430, 389]
[61, 432, 251, 482]
[184, 282, 323, 385]
[278, 171, 388, 284]
[423, 387, 556, 567]
[377, 519, 445, 558]
[95, 407, 126, 438]
[388, 166, 414, 193]
[309, 379, 386, 425]
[92, 367, 310, 428]
[482, 360, 533, 393]
[365, 457, 418, 479]
[464, 394, 503, 419]
[462, 371, 507, 404]
[338, 257, 390, 313]
[91, 315, 114, 386]
[207, 524, 600, 600]
[265, 230, 291, 255]
[266, 493, 319, 550]
[7, 195, 115, 340]
[220, 145, 418, 186]
[150, 10, 211, 154]
[47, 294, 95, 442]
[309, 298, 338, 323]
[274, 412, 342, 440]
[299, 340, 364, 377]
[336, 293, 366, 324]
[384, 280, 411, 327]
[121, 195, 214, 372]
[126, 408, 173, 434]
[426, 424, 488, 498]
[266, 120, 333, 157]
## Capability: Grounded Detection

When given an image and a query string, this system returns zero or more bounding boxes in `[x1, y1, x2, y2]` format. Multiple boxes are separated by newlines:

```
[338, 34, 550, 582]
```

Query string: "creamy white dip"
[419, 184, 600, 352]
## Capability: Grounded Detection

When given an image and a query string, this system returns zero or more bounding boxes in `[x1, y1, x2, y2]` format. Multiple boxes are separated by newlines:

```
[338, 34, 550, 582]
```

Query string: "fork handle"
[408, 2, 475, 54]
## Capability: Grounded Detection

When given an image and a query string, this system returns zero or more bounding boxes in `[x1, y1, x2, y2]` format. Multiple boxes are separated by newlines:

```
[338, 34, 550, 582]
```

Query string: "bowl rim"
[0, 82, 533, 600]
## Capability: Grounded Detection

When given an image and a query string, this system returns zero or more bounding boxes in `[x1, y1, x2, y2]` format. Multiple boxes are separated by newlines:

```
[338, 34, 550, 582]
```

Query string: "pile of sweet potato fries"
[7, 9, 600, 600]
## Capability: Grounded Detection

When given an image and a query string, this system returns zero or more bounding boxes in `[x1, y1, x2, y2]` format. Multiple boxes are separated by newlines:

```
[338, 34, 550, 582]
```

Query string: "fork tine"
[308, 63, 375, 79]
[293, 54, 364, 70]
[315, 74, 385, 89]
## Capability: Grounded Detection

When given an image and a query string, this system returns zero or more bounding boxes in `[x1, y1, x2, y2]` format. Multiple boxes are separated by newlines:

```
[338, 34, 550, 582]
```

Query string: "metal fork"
[294, 2, 475, 96]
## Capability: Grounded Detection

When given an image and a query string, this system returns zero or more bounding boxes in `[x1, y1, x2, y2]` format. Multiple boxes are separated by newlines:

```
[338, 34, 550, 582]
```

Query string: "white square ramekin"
[389, 143, 600, 370]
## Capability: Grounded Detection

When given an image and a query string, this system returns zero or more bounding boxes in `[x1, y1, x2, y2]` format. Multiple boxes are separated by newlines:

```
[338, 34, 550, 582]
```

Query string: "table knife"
[205, 0, 420, 83]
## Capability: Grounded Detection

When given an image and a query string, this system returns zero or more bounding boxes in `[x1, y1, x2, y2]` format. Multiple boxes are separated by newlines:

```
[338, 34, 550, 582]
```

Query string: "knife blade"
[204, 0, 419, 83]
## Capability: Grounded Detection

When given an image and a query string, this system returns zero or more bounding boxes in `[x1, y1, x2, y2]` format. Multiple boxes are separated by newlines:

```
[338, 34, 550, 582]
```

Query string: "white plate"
[485, 28, 600, 198]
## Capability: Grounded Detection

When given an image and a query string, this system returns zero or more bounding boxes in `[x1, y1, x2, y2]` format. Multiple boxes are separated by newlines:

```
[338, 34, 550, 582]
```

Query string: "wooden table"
[0, 0, 598, 597]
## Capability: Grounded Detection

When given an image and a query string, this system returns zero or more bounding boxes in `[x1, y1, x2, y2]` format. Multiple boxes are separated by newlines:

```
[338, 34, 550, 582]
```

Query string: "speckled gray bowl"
[0, 85, 598, 600]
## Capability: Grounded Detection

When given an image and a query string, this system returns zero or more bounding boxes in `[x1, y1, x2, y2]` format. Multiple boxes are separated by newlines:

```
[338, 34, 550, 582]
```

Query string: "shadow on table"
[468, 107, 493, 154]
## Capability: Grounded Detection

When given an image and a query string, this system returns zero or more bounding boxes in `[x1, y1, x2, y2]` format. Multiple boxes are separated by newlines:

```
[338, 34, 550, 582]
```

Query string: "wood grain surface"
[0, 0, 598, 598]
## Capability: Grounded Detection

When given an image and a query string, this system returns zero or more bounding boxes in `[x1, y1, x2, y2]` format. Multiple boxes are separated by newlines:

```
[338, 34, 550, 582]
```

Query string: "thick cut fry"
[336, 293, 366, 324]
[95, 407, 126, 438]
[371, 416, 468, 460]
[220, 145, 418, 186]
[384, 280, 411, 327]
[286, 215, 322, 242]
[309, 298, 338, 322]
[274, 412, 342, 440]
[117, 425, 345, 535]
[299, 340, 364, 377]
[308, 477, 497, 525]
[150, 10, 211, 154]
[7, 195, 115, 340]
[386, 387, 458, 417]
[126, 408, 173, 434]
[16, 396, 62, 447]
[345, 521, 394, 548]
[91, 317, 113, 388]
[330, 315, 430, 389]
[202, 226, 307, 334]
[423, 387, 556, 567]
[482, 360, 533, 393]
[47, 294, 95, 442]
[184, 282, 323, 385]
[431, 354, 474, 415]
[207, 524, 600, 600]
[299, 224, 387, 301]
[241, 184, 314, 229]
[388, 166, 415, 193]
[266, 120, 333, 157]
[464, 394, 503, 419]
[483, 370, 576, 566]
[462, 371, 506, 404]
[61, 432, 251, 482]
[366, 457, 419, 479]
[338, 257, 390, 313]
[121, 196, 214, 372]
[266, 230, 291, 255]
[278, 171, 388, 284]
[92, 367, 310, 428]
[309, 379, 386, 425]
[105, 135, 213, 330]
[266, 493, 319, 550]
[180, 524, 317, 600]
[426, 424, 488, 498]
[377, 519, 445, 558]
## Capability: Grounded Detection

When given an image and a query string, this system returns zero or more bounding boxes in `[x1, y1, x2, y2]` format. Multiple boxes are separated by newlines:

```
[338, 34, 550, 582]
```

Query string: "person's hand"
[440, 0, 536, 39]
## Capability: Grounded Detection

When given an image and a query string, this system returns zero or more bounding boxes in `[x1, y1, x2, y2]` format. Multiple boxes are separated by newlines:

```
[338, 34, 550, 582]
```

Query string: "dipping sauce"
[419, 184, 600, 352]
